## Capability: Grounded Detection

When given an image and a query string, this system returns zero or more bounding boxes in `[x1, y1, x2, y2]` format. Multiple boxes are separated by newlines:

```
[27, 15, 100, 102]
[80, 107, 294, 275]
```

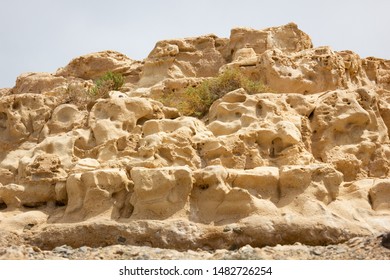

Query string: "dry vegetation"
[159, 68, 271, 117]
[60, 71, 124, 109]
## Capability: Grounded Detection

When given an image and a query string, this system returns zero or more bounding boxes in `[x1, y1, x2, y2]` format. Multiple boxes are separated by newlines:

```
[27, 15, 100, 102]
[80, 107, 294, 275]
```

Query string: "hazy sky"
[0, 0, 389, 88]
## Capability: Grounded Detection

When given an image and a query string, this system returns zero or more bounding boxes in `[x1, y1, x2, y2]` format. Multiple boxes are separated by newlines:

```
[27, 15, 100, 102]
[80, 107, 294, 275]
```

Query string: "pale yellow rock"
[70, 158, 100, 173]
[0, 168, 14, 185]
[89, 97, 164, 145]
[0, 142, 35, 182]
[363, 57, 390, 90]
[64, 168, 131, 220]
[0, 183, 55, 208]
[278, 164, 343, 206]
[229, 23, 312, 57]
[11, 72, 67, 95]
[368, 179, 390, 211]
[191, 165, 231, 223]
[228, 167, 279, 203]
[0, 94, 54, 146]
[139, 35, 227, 87]
[45, 104, 87, 135]
[142, 116, 208, 136]
[0, 210, 48, 233]
[0, 23, 390, 251]
[18, 153, 67, 184]
[227, 46, 373, 94]
[0, 88, 10, 96]
[310, 88, 390, 180]
[232, 47, 257, 63]
[130, 166, 193, 219]
[56, 50, 138, 81]
[328, 179, 390, 233]
[21, 133, 75, 171]
[205, 90, 314, 167]
[191, 166, 278, 224]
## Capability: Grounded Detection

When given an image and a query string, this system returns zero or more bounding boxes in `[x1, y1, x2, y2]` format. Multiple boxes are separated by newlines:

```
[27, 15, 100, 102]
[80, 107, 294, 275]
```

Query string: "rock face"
[1, 23, 390, 255]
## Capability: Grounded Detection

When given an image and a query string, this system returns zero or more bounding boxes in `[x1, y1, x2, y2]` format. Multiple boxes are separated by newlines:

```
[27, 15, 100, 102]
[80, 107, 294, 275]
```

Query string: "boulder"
[56, 50, 138, 81]
[130, 166, 193, 219]
[64, 168, 131, 220]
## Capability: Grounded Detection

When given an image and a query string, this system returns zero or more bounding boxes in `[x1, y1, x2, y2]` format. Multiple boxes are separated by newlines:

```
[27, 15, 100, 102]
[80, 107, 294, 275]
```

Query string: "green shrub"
[160, 68, 270, 117]
[88, 71, 124, 99]
[60, 71, 124, 109]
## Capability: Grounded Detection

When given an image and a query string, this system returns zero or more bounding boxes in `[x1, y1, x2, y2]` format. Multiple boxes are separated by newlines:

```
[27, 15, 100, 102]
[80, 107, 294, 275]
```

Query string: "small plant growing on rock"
[88, 71, 124, 99]
[60, 71, 124, 109]
[60, 82, 90, 109]
[159, 68, 270, 117]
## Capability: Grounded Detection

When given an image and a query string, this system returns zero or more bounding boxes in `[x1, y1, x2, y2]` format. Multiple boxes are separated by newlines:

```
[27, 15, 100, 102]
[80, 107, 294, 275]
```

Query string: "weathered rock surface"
[1, 23, 390, 259]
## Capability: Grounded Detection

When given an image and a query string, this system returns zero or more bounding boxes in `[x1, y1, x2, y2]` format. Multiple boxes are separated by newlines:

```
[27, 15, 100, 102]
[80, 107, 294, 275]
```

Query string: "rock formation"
[1, 23, 390, 254]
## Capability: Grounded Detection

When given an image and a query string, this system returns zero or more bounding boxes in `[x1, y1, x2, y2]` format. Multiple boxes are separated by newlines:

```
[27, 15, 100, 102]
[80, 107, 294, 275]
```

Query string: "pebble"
[78, 246, 89, 253]
[52, 245, 73, 255]
[311, 248, 323, 256]
[335, 248, 346, 254]
[238, 244, 254, 255]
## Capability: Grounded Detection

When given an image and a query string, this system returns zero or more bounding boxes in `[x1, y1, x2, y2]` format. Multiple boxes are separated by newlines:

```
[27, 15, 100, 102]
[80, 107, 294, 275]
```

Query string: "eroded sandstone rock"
[130, 166, 192, 220]
[139, 35, 228, 87]
[229, 22, 312, 57]
[11, 73, 67, 95]
[56, 50, 139, 81]
[0, 94, 54, 146]
[1, 23, 390, 253]
[64, 168, 131, 221]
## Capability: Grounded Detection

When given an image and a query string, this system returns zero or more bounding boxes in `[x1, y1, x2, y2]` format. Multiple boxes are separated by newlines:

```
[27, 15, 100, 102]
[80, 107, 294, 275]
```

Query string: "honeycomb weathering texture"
[1, 23, 390, 251]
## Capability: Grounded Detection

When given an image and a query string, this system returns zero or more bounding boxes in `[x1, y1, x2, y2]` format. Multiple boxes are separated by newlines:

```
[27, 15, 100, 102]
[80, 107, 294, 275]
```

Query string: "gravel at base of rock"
[1, 235, 389, 260]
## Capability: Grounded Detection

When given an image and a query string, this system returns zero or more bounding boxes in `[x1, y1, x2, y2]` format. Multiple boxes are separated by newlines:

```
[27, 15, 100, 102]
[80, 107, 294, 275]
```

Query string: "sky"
[0, 0, 389, 88]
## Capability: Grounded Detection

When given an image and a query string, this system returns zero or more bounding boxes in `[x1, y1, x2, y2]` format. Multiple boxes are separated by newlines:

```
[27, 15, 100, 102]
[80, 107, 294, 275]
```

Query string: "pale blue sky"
[0, 0, 389, 88]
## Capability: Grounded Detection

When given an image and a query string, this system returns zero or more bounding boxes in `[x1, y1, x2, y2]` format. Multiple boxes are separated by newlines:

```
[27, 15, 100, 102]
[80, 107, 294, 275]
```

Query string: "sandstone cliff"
[1, 23, 390, 254]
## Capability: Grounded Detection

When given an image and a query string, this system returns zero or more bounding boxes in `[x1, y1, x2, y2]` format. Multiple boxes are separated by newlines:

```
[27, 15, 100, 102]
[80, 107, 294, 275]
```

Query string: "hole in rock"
[12, 102, 21, 110]
[342, 98, 351, 105]
[24, 223, 35, 231]
[308, 109, 315, 121]
[55, 201, 67, 207]
[22, 202, 47, 209]
[86, 101, 95, 111]
[199, 184, 209, 190]
[270, 137, 283, 158]
[136, 117, 149, 126]
[256, 102, 263, 117]
[0, 201, 7, 210]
